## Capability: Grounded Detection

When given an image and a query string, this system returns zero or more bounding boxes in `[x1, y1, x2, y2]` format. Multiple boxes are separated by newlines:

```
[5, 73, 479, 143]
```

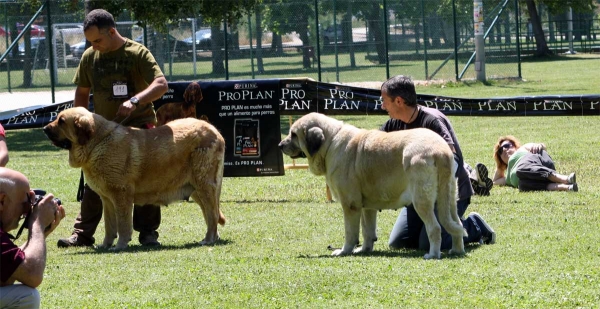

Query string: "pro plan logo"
[234, 83, 258, 90]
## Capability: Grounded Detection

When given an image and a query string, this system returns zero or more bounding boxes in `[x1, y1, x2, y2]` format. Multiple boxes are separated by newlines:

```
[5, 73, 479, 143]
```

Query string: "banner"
[155, 80, 284, 177]
[2, 78, 599, 177]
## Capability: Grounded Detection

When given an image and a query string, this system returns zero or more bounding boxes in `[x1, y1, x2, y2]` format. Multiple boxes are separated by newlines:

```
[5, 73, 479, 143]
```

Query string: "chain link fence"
[1, 0, 599, 96]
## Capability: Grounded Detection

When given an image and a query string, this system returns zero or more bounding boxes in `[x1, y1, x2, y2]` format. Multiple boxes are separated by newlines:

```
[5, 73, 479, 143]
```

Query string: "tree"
[77, 0, 258, 74]
[263, 0, 315, 69]
[521, 0, 595, 56]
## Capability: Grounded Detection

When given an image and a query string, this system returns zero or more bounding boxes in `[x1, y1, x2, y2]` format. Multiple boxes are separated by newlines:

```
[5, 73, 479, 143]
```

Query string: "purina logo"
[285, 83, 302, 88]
[234, 83, 258, 90]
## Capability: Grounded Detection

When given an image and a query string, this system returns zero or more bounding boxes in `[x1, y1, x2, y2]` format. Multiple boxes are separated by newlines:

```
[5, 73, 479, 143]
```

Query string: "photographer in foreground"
[0, 167, 65, 309]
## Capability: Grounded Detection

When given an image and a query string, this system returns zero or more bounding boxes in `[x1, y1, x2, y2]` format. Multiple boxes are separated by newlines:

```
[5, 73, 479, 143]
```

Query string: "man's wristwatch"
[130, 97, 139, 106]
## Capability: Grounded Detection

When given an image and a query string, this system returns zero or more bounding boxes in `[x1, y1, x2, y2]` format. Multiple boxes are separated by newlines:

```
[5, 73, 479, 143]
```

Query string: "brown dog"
[43, 107, 226, 250]
[156, 81, 202, 126]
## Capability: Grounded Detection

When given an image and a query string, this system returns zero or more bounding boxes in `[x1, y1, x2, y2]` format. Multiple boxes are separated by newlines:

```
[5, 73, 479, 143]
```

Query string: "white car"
[70, 40, 87, 59]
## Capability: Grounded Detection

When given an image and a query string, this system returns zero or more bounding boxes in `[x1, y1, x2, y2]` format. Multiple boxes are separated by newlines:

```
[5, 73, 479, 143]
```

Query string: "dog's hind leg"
[436, 156, 466, 256]
[413, 199, 442, 259]
[191, 185, 223, 246]
[354, 208, 377, 254]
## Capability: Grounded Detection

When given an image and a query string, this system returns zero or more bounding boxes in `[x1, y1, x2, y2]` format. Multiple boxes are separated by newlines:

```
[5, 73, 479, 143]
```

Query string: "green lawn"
[4, 54, 600, 308]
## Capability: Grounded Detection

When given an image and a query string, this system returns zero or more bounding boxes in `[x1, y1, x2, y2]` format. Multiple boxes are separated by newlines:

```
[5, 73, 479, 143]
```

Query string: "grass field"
[4, 55, 600, 308]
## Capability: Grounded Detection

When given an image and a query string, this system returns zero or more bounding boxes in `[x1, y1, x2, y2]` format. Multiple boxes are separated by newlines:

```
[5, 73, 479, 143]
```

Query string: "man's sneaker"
[139, 232, 161, 246]
[469, 212, 496, 244]
[567, 172, 576, 184]
[57, 234, 94, 248]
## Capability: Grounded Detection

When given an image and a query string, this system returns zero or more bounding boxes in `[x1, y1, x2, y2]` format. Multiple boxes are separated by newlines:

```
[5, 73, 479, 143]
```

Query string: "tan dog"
[278, 113, 466, 259]
[156, 82, 201, 126]
[43, 107, 226, 250]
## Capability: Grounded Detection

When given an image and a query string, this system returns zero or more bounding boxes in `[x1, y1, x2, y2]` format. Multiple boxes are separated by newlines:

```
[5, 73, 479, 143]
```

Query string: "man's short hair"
[381, 75, 417, 106]
[83, 9, 116, 32]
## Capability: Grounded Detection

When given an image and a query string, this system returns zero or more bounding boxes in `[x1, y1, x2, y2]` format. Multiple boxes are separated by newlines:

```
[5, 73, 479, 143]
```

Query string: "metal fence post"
[248, 14, 255, 79]
[45, 0, 55, 103]
[515, 0, 521, 78]
[4, 2, 10, 92]
[474, 0, 486, 82]
[315, 0, 321, 82]
[383, 0, 389, 80]
[224, 20, 229, 80]
[452, 0, 459, 80]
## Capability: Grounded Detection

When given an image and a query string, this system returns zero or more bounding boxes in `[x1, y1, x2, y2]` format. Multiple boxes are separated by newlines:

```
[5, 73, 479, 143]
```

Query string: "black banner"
[2, 78, 599, 177]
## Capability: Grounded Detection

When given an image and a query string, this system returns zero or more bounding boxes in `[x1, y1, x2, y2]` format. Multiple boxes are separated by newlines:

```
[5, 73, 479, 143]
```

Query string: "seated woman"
[492, 135, 578, 192]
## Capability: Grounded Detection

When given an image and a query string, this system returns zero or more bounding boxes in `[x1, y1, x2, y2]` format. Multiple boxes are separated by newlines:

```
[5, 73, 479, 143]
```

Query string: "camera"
[33, 189, 62, 207]
[12, 189, 62, 240]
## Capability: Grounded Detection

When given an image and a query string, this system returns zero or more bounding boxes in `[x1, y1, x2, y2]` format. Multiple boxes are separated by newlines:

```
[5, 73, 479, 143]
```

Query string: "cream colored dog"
[43, 107, 226, 250]
[279, 113, 466, 259]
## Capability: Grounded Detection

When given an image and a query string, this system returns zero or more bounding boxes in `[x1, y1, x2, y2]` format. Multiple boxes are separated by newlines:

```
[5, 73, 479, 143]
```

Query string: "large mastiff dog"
[43, 107, 226, 250]
[279, 113, 466, 259]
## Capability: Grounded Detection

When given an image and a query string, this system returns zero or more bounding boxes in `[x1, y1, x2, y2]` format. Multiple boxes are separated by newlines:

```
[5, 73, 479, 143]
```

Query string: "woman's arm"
[493, 169, 506, 186]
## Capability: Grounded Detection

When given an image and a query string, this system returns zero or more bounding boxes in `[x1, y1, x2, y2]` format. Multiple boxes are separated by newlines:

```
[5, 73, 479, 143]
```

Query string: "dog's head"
[156, 82, 202, 126]
[43, 107, 96, 150]
[279, 113, 343, 174]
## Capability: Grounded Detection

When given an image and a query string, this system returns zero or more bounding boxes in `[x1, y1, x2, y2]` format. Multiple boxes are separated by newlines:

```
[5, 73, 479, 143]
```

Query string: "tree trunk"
[255, 6, 264, 74]
[211, 24, 225, 75]
[525, 0, 552, 56]
[366, 3, 386, 64]
[345, 5, 355, 68]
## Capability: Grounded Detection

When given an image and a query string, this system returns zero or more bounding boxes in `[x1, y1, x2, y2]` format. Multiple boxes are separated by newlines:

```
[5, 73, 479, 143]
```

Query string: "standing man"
[1, 167, 65, 308]
[380, 75, 496, 251]
[57, 9, 168, 248]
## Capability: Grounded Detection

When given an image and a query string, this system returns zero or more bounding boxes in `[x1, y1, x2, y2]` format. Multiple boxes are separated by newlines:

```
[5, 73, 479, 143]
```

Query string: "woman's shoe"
[567, 172, 576, 184]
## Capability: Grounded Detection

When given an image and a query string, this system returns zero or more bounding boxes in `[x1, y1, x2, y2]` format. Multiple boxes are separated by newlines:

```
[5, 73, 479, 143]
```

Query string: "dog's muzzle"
[43, 126, 72, 150]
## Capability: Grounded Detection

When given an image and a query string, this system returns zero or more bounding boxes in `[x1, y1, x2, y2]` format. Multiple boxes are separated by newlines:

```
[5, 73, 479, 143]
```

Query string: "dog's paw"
[199, 238, 218, 246]
[423, 252, 441, 259]
[448, 248, 466, 256]
[352, 246, 373, 254]
[331, 248, 352, 256]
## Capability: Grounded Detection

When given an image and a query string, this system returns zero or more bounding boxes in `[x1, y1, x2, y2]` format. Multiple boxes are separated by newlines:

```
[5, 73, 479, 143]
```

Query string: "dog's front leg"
[98, 197, 117, 249]
[331, 204, 361, 256]
[354, 209, 377, 254]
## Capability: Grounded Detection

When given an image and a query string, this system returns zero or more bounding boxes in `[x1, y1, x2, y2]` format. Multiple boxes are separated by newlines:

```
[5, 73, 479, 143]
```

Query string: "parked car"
[70, 39, 87, 59]
[16, 23, 45, 37]
[134, 33, 192, 57]
[182, 29, 212, 51]
[18, 37, 71, 58]
[322, 25, 342, 44]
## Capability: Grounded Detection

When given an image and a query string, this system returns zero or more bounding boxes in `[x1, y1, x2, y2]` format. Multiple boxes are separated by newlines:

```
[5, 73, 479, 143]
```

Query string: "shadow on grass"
[5, 128, 61, 153]
[69, 238, 234, 255]
[298, 243, 483, 259]
[521, 54, 600, 63]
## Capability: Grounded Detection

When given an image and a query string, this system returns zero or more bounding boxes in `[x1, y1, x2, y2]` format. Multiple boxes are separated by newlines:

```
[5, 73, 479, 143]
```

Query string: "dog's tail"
[435, 152, 466, 238]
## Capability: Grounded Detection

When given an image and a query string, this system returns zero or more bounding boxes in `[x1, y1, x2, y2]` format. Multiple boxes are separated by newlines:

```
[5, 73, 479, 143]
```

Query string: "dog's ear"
[305, 127, 324, 156]
[75, 115, 94, 145]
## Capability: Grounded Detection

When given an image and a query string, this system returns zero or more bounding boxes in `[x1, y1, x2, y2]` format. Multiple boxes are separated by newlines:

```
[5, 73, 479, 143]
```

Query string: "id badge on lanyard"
[112, 81, 129, 99]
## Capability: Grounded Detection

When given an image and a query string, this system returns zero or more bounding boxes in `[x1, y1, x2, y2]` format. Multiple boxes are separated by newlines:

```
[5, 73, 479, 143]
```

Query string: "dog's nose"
[278, 142, 284, 149]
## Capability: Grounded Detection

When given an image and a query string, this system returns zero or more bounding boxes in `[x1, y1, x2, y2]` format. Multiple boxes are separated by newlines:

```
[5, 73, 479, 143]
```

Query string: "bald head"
[0, 167, 29, 189]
